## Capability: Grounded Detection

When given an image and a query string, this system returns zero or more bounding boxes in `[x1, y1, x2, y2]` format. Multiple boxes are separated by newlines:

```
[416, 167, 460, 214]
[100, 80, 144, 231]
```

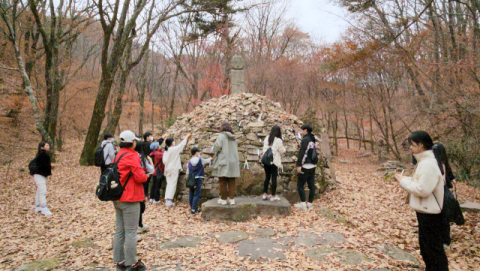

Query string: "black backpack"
[96, 153, 132, 201]
[302, 141, 319, 165]
[28, 154, 39, 176]
[261, 147, 274, 166]
[94, 143, 111, 167]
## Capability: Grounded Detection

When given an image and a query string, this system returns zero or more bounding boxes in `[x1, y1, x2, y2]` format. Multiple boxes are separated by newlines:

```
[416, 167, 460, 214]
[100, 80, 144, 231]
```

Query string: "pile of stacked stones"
[166, 93, 334, 202]
[378, 160, 408, 181]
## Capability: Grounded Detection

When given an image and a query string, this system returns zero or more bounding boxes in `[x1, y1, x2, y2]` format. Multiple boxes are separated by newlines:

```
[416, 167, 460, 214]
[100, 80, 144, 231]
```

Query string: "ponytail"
[165, 138, 174, 151]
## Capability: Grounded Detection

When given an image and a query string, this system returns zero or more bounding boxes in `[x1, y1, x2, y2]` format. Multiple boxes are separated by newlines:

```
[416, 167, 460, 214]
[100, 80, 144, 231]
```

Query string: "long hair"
[37, 142, 47, 154]
[165, 138, 174, 151]
[268, 125, 282, 146]
[219, 122, 233, 133]
[433, 143, 454, 178]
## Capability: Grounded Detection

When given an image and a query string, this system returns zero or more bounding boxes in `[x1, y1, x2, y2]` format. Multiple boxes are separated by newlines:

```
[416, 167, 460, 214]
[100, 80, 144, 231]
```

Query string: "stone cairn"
[378, 160, 407, 181]
[166, 93, 335, 202]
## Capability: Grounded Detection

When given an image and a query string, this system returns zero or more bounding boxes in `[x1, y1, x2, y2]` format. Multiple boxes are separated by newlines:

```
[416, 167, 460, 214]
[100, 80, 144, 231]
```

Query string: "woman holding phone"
[395, 131, 448, 271]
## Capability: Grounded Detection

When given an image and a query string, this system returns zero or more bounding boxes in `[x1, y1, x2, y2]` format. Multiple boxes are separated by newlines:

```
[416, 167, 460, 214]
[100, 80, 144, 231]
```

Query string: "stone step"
[460, 201, 480, 213]
[201, 196, 291, 221]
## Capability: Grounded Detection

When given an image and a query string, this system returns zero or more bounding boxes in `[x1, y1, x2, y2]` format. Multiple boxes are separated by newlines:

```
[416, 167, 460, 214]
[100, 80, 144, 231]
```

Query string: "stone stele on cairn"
[230, 55, 246, 94]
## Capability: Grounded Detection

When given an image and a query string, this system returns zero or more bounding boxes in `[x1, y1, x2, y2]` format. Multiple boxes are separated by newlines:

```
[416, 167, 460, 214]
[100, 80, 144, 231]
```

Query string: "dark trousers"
[416, 212, 449, 271]
[150, 173, 164, 202]
[143, 175, 152, 198]
[189, 178, 202, 211]
[263, 165, 278, 195]
[442, 220, 451, 246]
[139, 201, 146, 228]
[297, 167, 315, 203]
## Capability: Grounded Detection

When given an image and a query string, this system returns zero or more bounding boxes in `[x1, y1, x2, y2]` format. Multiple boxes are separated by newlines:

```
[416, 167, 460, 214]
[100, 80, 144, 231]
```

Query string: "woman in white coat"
[162, 134, 191, 207]
[262, 125, 286, 201]
[395, 131, 448, 271]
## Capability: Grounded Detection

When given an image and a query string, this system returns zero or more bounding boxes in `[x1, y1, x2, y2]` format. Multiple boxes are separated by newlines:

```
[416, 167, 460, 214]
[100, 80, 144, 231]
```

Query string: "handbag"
[433, 170, 465, 226]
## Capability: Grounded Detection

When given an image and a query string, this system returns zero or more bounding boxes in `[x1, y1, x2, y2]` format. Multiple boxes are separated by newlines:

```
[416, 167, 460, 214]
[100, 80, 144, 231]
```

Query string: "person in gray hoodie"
[212, 122, 240, 205]
[186, 147, 212, 214]
[101, 133, 116, 174]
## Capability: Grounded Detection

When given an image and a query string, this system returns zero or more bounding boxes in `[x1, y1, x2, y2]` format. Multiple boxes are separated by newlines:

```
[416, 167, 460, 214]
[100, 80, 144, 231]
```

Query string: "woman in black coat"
[34, 142, 52, 215]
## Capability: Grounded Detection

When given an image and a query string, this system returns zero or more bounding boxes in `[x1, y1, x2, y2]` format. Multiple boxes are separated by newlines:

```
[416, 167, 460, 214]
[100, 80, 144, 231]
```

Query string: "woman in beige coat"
[212, 122, 240, 205]
[395, 131, 448, 271]
[262, 125, 286, 201]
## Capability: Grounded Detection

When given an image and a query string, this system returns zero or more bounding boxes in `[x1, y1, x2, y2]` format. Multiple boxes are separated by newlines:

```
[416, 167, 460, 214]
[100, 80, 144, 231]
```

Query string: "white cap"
[119, 130, 140, 143]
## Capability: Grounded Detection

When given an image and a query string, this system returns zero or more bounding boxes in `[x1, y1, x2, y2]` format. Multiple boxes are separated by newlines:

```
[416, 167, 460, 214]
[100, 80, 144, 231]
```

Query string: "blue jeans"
[189, 178, 202, 211]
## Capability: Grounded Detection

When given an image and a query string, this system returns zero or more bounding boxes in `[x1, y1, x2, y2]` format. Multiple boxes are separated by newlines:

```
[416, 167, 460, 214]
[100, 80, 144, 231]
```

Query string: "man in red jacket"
[113, 130, 149, 271]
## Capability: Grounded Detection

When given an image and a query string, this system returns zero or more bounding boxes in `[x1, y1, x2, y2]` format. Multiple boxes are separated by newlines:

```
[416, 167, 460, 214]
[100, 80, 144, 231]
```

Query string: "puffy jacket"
[400, 150, 444, 214]
[115, 148, 149, 202]
[150, 149, 165, 176]
[35, 150, 52, 177]
[263, 136, 286, 168]
[296, 133, 316, 167]
[101, 140, 116, 165]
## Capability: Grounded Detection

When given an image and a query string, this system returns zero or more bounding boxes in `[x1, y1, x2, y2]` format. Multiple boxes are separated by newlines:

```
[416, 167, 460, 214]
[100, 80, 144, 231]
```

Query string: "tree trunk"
[343, 110, 349, 149]
[80, 73, 116, 165]
[138, 53, 150, 135]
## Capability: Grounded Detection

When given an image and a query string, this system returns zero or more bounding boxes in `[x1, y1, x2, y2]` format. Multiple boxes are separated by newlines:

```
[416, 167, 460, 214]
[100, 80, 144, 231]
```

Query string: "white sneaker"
[35, 206, 42, 213]
[294, 202, 307, 210]
[228, 198, 235, 205]
[40, 207, 52, 216]
[270, 195, 280, 202]
[217, 199, 228, 205]
[153, 200, 161, 204]
[262, 194, 268, 200]
[443, 244, 451, 250]
[307, 202, 313, 209]
[136, 234, 143, 242]
[165, 200, 175, 207]
[149, 199, 153, 203]
[137, 225, 148, 234]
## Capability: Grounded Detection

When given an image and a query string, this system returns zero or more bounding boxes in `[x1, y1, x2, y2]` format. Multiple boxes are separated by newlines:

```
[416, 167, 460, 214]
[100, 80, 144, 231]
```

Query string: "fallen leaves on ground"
[0, 140, 478, 270]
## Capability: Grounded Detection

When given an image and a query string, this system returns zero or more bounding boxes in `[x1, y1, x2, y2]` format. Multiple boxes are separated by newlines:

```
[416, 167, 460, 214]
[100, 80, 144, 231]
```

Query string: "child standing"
[187, 147, 212, 214]
[162, 134, 191, 207]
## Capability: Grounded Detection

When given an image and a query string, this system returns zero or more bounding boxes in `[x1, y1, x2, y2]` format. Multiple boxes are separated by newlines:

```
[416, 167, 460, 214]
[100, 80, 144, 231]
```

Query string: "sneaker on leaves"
[217, 199, 228, 205]
[294, 202, 307, 210]
[115, 261, 127, 271]
[307, 202, 313, 209]
[41, 207, 52, 216]
[262, 194, 268, 200]
[126, 260, 146, 271]
[227, 198, 235, 205]
[137, 224, 148, 234]
[35, 206, 42, 213]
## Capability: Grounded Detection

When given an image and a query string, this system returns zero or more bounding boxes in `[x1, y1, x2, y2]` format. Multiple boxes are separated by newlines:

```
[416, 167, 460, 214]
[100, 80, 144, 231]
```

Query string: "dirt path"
[0, 140, 478, 270]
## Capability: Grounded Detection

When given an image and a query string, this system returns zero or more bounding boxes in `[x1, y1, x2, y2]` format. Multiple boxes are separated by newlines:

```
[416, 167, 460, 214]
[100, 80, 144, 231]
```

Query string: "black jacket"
[36, 151, 52, 177]
[296, 133, 316, 167]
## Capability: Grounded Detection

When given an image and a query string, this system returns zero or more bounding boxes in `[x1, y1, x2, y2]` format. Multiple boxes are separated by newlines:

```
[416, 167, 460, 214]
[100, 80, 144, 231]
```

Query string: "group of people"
[30, 124, 458, 271]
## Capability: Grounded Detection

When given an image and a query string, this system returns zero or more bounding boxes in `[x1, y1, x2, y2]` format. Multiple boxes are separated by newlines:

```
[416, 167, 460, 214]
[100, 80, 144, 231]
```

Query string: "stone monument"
[230, 55, 245, 94]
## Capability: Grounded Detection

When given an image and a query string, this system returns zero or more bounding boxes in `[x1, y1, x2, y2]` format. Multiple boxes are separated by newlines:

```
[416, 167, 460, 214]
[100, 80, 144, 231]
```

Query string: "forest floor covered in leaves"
[1, 140, 479, 270]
